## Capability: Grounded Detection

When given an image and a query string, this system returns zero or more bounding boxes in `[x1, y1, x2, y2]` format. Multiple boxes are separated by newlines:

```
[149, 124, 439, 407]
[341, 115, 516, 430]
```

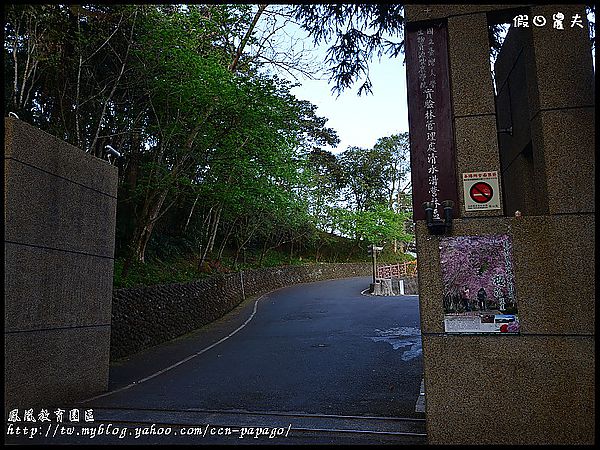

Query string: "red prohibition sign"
[469, 182, 493, 203]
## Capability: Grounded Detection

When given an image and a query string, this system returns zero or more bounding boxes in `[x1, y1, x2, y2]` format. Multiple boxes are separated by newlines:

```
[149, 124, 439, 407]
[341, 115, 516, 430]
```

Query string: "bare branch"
[229, 4, 268, 72]
[83, 12, 125, 63]
[89, 9, 138, 153]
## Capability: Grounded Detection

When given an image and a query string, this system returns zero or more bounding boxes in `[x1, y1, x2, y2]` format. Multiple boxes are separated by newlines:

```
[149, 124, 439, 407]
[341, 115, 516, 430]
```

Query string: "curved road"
[10, 277, 426, 445]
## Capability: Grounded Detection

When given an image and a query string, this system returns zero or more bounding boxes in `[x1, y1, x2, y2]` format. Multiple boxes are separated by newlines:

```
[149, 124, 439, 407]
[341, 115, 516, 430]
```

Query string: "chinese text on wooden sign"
[405, 21, 457, 221]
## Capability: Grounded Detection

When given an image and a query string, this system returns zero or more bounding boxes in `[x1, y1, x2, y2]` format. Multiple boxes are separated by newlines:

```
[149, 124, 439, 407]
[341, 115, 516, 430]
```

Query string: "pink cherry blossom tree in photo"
[439, 234, 517, 314]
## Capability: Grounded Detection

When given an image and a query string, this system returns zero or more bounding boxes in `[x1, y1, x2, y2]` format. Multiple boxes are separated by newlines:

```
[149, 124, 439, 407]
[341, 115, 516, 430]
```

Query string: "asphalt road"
[6, 276, 426, 445]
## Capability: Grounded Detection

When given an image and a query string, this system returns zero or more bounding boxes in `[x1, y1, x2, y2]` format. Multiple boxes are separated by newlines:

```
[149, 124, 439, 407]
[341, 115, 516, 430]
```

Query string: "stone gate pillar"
[404, 4, 594, 445]
[4, 118, 117, 410]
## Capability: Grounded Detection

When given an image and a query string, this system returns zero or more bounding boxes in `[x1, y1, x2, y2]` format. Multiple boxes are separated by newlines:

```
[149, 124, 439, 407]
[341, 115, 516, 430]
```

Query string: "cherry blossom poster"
[439, 234, 519, 333]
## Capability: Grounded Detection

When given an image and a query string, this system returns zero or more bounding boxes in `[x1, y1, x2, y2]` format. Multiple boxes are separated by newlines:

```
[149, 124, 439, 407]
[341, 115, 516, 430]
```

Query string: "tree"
[122, 6, 237, 265]
[292, 4, 405, 96]
[330, 203, 411, 246]
[303, 148, 344, 231]
[4, 4, 141, 153]
[121, 5, 343, 267]
[243, 5, 325, 81]
[308, 132, 413, 252]
[337, 136, 410, 213]
[372, 132, 411, 209]
[4, 3, 351, 278]
[293, 5, 579, 96]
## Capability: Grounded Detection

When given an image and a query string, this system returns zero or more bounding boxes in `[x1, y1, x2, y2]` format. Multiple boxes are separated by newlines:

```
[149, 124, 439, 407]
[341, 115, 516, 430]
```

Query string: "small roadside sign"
[463, 171, 501, 211]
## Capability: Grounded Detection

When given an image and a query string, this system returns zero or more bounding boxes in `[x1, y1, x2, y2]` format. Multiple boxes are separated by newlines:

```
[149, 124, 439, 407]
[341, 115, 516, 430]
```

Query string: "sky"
[255, 11, 410, 156]
[289, 54, 410, 155]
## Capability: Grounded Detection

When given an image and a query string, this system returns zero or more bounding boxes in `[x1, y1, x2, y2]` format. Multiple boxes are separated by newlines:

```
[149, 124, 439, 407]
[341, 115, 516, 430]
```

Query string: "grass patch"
[113, 256, 209, 289]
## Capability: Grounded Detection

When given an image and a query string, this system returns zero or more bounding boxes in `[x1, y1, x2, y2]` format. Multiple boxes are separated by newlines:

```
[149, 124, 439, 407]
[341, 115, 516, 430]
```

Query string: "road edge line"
[79, 294, 265, 404]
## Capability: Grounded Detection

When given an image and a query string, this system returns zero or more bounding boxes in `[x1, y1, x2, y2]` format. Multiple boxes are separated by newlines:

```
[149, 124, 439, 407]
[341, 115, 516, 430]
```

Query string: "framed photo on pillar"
[439, 234, 519, 334]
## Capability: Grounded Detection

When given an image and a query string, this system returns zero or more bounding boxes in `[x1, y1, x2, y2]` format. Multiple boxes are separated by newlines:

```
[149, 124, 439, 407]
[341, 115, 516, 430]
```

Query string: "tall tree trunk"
[131, 190, 168, 261]
[229, 4, 268, 72]
[123, 185, 178, 276]
[207, 206, 222, 254]
[217, 218, 237, 259]
[132, 221, 155, 263]
[183, 194, 200, 233]
[233, 218, 260, 268]
[199, 204, 222, 267]
[125, 130, 141, 197]
[89, 9, 137, 153]
[233, 239, 242, 267]
[123, 3, 266, 273]
[258, 239, 269, 267]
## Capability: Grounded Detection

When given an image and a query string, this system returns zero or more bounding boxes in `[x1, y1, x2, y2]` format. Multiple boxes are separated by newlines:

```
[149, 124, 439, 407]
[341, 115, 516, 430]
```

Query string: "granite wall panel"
[4, 159, 117, 257]
[422, 334, 594, 445]
[4, 243, 113, 332]
[4, 118, 117, 410]
[407, 4, 595, 445]
[5, 326, 111, 409]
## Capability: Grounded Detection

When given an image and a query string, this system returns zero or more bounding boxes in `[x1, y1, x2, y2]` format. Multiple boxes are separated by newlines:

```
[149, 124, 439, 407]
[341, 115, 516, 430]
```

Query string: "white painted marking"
[79, 295, 265, 403]
[415, 378, 426, 413]
[367, 327, 423, 361]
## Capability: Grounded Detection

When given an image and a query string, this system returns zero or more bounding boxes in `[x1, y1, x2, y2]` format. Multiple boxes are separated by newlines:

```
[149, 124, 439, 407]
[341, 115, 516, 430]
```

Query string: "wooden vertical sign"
[405, 21, 458, 221]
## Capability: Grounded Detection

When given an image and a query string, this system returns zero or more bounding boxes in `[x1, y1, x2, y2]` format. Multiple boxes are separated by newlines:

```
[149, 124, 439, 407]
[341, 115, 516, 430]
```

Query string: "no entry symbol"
[469, 182, 493, 203]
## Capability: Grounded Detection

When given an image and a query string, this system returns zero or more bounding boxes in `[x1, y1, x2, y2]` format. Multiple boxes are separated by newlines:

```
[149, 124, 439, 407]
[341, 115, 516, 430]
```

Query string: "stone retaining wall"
[111, 263, 375, 360]
[398, 276, 419, 295]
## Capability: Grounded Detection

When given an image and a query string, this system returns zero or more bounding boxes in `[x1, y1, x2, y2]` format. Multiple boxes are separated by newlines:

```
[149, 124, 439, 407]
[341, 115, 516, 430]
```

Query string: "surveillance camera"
[104, 145, 121, 158]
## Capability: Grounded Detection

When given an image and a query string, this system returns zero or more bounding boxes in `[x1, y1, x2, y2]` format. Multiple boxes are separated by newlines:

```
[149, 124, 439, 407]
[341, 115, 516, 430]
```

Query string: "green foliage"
[113, 256, 207, 289]
[4, 4, 140, 143]
[113, 234, 374, 288]
[330, 203, 412, 245]
[338, 146, 391, 211]
[4, 4, 417, 287]
[305, 132, 414, 248]
[292, 4, 405, 96]
[338, 133, 410, 211]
